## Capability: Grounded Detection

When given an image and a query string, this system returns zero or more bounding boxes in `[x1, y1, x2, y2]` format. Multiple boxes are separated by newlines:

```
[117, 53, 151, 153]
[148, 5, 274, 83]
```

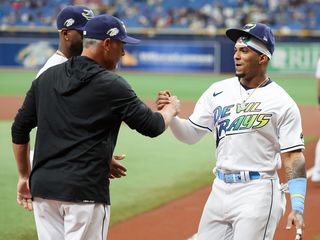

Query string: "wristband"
[288, 178, 306, 213]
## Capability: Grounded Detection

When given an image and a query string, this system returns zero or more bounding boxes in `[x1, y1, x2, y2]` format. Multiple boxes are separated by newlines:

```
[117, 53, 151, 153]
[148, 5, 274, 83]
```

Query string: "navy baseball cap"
[226, 22, 275, 56]
[56, 5, 94, 31]
[83, 14, 140, 44]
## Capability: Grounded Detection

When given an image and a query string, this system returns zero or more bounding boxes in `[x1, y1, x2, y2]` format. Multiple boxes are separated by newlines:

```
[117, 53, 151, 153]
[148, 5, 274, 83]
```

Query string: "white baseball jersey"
[189, 76, 304, 173]
[36, 51, 67, 78]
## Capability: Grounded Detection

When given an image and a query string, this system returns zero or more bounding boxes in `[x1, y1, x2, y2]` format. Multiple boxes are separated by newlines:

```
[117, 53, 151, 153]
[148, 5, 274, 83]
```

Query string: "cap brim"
[74, 26, 86, 31]
[121, 36, 140, 44]
[58, 26, 86, 31]
[225, 29, 254, 43]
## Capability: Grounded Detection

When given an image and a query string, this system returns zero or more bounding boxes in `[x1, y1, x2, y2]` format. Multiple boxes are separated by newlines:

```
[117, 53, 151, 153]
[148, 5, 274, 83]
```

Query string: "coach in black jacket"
[12, 14, 180, 240]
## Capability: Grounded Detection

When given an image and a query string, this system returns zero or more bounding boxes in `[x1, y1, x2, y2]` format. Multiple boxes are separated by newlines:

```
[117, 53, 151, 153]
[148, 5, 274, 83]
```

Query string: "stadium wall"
[0, 30, 319, 73]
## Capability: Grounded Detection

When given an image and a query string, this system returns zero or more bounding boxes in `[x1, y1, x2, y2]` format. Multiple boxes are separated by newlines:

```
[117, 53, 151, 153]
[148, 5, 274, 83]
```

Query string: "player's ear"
[60, 29, 69, 41]
[102, 38, 111, 52]
[259, 54, 268, 64]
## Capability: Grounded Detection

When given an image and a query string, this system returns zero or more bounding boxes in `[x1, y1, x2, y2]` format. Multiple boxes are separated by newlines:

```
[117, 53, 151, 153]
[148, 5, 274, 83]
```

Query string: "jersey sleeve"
[170, 117, 207, 144]
[189, 86, 214, 132]
[278, 102, 304, 153]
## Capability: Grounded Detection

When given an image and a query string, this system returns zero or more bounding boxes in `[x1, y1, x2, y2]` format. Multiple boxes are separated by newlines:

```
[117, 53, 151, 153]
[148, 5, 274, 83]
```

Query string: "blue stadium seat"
[0, 0, 318, 31]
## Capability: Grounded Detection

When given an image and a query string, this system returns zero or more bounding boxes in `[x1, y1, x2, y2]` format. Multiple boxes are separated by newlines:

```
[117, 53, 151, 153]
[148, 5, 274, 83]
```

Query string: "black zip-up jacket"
[11, 56, 165, 204]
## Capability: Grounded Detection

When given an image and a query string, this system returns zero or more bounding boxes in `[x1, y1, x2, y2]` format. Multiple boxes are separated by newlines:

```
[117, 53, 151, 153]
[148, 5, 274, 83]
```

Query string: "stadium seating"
[0, 0, 319, 31]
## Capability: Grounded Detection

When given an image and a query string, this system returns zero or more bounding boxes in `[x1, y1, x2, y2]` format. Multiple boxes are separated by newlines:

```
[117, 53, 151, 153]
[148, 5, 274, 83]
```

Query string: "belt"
[216, 169, 260, 183]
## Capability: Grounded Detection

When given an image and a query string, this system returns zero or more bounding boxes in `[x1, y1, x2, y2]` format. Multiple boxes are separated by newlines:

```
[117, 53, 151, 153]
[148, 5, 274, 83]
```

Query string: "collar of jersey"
[239, 78, 272, 90]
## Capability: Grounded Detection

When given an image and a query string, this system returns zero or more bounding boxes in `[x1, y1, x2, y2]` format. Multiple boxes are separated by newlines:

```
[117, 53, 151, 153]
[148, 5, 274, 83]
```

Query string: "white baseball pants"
[197, 178, 285, 240]
[33, 198, 110, 240]
[311, 139, 320, 182]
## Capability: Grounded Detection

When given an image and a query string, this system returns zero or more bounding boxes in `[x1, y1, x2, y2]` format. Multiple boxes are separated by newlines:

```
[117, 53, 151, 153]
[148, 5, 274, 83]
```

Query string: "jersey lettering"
[236, 102, 261, 113]
[253, 114, 272, 128]
[228, 115, 244, 131]
[221, 104, 233, 118]
[213, 102, 272, 138]
[218, 119, 230, 137]
[240, 114, 257, 129]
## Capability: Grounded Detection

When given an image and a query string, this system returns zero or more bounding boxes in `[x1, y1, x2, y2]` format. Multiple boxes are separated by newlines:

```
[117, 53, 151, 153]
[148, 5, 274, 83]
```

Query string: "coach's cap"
[56, 5, 94, 31]
[226, 22, 275, 58]
[83, 14, 140, 44]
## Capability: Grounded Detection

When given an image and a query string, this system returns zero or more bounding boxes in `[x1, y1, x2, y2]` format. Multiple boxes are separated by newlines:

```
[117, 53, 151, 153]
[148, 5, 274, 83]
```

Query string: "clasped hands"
[156, 90, 180, 115]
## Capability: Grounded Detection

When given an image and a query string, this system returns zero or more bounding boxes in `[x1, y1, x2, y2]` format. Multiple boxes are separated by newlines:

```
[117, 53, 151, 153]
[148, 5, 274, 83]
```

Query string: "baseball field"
[0, 69, 319, 240]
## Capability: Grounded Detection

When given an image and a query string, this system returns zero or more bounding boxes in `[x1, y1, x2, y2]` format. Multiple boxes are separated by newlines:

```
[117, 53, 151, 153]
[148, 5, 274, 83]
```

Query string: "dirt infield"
[1, 97, 319, 239]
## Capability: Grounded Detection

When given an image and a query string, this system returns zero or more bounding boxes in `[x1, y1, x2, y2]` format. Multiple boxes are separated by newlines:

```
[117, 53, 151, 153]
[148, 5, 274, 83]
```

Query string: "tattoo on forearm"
[285, 155, 306, 180]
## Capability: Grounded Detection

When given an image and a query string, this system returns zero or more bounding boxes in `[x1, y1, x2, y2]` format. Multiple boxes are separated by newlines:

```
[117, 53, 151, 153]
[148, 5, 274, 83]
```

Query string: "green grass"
[122, 72, 317, 105]
[0, 70, 317, 105]
[0, 70, 37, 96]
[120, 72, 232, 100]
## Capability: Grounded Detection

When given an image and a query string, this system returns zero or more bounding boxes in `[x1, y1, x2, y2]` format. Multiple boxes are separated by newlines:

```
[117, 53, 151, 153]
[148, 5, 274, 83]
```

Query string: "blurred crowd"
[0, 0, 320, 31]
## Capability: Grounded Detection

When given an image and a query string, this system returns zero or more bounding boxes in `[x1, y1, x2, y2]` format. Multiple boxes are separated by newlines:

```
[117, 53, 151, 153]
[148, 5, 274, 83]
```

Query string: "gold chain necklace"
[239, 78, 269, 110]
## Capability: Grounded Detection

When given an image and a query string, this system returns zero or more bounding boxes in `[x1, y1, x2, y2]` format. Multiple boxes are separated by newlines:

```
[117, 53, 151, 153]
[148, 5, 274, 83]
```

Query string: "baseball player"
[311, 58, 320, 182]
[36, 5, 94, 77]
[12, 14, 180, 240]
[157, 22, 306, 240]
[31, 5, 127, 179]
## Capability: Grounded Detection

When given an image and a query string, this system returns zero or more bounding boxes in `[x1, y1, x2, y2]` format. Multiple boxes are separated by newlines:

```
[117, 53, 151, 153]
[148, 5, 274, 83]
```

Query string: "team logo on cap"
[82, 9, 94, 20]
[107, 28, 119, 37]
[243, 23, 256, 32]
[238, 36, 250, 43]
[64, 18, 75, 27]
[120, 21, 127, 33]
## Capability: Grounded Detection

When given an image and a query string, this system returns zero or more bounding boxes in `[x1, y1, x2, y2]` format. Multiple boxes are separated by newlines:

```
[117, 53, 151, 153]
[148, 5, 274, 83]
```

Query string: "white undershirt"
[170, 117, 206, 144]
[36, 51, 67, 78]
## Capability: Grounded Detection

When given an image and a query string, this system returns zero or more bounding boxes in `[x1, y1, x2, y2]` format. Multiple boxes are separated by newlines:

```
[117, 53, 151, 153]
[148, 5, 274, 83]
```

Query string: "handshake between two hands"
[156, 90, 181, 116]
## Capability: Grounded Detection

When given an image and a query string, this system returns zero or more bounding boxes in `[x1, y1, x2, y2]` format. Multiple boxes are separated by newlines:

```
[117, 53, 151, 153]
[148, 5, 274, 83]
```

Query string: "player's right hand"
[156, 90, 171, 110]
[286, 210, 304, 240]
[167, 96, 181, 116]
[17, 176, 33, 211]
[109, 155, 127, 179]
